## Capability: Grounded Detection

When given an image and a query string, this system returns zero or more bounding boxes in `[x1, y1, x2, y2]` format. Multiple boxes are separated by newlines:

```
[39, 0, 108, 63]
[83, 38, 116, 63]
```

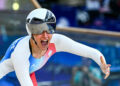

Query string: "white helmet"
[26, 8, 56, 35]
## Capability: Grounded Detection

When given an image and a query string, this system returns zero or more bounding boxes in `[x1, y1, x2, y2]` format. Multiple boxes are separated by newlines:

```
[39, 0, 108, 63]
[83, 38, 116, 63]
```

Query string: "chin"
[41, 46, 48, 50]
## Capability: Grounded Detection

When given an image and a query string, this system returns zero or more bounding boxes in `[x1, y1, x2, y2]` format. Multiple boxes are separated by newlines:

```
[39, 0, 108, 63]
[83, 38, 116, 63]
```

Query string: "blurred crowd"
[36, 0, 120, 31]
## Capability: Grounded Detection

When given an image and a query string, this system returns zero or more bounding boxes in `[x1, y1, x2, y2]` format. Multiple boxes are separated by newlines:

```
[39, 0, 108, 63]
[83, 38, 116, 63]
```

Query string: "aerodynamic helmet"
[26, 8, 56, 35]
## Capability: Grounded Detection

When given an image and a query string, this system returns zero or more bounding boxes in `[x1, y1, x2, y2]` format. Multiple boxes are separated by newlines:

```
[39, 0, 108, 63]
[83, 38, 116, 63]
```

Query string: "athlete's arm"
[11, 36, 34, 86]
[12, 56, 33, 86]
[52, 34, 105, 66]
[0, 59, 13, 79]
[0, 40, 16, 79]
[52, 34, 110, 79]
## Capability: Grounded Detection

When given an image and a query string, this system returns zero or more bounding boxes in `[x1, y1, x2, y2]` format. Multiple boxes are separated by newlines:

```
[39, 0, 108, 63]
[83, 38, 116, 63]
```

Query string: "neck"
[30, 38, 47, 58]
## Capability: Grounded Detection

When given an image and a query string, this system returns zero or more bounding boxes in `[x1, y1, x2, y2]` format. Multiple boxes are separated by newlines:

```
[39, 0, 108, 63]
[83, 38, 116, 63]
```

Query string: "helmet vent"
[47, 17, 55, 23]
[45, 11, 55, 23]
[30, 18, 44, 24]
[26, 18, 30, 23]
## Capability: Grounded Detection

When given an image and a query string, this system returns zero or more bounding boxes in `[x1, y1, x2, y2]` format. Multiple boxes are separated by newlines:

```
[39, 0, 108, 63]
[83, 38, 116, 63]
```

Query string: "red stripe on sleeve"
[30, 72, 38, 86]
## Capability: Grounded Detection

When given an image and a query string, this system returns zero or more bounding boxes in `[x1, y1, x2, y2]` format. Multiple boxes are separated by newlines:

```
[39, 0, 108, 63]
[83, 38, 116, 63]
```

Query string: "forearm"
[0, 59, 13, 79]
[12, 55, 33, 86]
[0, 64, 7, 79]
[12, 60, 33, 86]
[54, 34, 106, 66]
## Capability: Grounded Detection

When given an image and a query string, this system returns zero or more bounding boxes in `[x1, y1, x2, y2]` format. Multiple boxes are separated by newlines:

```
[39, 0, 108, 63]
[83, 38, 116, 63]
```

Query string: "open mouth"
[41, 40, 48, 47]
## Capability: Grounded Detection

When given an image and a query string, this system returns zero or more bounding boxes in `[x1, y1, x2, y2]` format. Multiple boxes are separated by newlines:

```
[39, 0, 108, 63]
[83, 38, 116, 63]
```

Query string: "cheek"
[34, 36, 42, 42]
[35, 35, 42, 40]
[48, 35, 52, 40]
[37, 35, 42, 38]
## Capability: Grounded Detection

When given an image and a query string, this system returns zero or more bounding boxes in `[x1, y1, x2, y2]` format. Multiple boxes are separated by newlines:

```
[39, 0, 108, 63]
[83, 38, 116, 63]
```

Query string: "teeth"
[42, 40, 48, 42]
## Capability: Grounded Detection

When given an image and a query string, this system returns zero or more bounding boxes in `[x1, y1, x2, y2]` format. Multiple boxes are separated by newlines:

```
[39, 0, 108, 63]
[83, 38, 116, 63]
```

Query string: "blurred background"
[0, 0, 120, 86]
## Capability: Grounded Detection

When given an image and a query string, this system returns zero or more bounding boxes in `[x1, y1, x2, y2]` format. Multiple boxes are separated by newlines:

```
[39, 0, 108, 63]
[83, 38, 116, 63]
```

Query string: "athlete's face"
[33, 31, 52, 50]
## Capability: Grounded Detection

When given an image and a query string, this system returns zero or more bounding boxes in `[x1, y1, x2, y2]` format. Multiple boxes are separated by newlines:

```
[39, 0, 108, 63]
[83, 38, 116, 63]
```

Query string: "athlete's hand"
[100, 56, 111, 79]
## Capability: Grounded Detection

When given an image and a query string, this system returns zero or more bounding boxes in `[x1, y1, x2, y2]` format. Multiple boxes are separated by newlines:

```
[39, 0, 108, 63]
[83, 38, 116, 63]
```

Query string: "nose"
[42, 31, 48, 38]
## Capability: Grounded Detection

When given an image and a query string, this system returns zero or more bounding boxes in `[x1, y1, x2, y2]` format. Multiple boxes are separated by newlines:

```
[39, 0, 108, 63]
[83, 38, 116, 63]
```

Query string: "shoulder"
[10, 36, 30, 50]
[50, 33, 69, 43]
[11, 36, 31, 60]
[52, 33, 65, 39]
[15, 36, 30, 46]
[13, 36, 30, 52]
[1, 36, 30, 62]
